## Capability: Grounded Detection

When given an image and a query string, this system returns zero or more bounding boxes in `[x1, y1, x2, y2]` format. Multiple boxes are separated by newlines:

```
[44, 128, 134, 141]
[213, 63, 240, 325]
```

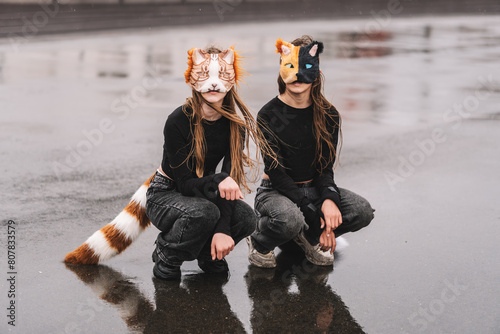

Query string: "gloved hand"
[299, 202, 324, 229]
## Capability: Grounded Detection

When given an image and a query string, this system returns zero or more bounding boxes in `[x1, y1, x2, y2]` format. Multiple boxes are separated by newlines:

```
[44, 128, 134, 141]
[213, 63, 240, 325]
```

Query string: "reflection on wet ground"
[245, 251, 364, 333]
[1, 14, 500, 334]
[66, 249, 363, 334]
[66, 264, 155, 333]
[66, 263, 244, 333]
[336, 31, 394, 58]
[1, 15, 499, 133]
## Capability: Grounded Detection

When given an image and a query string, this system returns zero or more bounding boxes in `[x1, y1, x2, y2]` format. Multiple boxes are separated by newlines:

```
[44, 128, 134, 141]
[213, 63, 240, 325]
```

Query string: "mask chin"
[295, 78, 315, 84]
[194, 79, 233, 93]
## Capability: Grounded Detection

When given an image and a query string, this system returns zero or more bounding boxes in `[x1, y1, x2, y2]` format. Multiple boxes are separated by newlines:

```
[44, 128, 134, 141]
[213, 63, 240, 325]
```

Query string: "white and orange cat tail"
[64, 174, 155, 265]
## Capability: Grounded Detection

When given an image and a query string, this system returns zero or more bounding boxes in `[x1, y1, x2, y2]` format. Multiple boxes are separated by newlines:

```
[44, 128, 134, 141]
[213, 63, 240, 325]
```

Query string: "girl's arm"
[312, 109, 342, 211]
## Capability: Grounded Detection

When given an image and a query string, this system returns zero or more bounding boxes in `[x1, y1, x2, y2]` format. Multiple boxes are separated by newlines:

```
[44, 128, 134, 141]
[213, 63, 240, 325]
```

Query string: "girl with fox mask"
[246, 36, 375, 268]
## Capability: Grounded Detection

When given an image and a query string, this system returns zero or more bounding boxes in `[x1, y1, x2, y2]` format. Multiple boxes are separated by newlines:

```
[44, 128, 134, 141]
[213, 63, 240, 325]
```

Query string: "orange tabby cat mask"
[185, 47, 242, 93]
[276, 38, 324, 84]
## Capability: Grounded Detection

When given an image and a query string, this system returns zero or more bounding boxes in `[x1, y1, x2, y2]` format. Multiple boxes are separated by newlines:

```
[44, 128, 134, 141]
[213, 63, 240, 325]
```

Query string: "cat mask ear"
[296, 41, 323, 83]
[305, 41, 324, 57]
[191, 48, 207, 65]
[275, 38, 324, 84]
[185, 46, 243, 93]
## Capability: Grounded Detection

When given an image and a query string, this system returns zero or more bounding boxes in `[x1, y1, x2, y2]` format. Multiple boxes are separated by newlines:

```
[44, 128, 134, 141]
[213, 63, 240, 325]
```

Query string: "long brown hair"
[182, 47, 275, 193]
[277, 35, 342, 172]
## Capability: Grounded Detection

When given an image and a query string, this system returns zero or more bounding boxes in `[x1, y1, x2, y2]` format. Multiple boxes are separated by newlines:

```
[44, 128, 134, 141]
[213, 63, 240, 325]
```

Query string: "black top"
[258, 97, 341, 211]
[161, 106, 233, 235]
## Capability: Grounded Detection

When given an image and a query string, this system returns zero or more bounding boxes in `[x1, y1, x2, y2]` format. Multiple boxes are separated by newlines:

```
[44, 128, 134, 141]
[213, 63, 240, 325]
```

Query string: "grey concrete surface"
[1, 14, 500, 333]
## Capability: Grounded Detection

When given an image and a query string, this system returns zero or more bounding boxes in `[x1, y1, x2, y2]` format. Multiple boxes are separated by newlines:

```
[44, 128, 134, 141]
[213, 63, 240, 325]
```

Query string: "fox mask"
[276, 38, 324, 84]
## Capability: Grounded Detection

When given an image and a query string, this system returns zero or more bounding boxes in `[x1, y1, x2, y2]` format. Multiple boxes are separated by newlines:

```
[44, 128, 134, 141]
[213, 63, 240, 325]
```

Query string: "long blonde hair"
[183, 88, 277, 195]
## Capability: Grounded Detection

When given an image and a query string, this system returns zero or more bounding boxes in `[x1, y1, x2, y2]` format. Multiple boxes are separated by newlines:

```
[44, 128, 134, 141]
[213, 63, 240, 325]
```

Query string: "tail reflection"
[65, 264, 154, 332]
[65, 264, 244, 333]
[245, 251, 365, 333]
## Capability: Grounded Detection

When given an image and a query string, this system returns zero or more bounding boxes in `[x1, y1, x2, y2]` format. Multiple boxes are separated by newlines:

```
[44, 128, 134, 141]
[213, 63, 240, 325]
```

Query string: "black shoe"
[153, 260, 181, 280]
[197, 257, 229, 274]
[152, 246, 181, 280]
[152, 240, 160, 262]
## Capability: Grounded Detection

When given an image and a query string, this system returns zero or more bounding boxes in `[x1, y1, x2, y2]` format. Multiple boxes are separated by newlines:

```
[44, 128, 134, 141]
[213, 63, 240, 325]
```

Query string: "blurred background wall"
[1, 0, 499, 38]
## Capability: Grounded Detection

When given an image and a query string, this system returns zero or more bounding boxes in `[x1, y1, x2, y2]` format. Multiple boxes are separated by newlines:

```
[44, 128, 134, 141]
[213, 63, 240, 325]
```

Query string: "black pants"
[146, 173, 256, 266]
[253, 179, 374, 251]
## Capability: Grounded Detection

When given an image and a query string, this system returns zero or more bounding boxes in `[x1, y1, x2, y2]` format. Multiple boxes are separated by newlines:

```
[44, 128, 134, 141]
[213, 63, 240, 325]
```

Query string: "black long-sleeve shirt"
[258, 97, 341, 211]
[161, 105, 234, 235]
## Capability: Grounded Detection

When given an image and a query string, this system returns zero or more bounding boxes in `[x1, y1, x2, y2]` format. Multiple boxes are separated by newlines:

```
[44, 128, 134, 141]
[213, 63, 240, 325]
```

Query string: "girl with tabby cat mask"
[247, 36, 375, 268]
[64, 45, 275, 276]
[146, 45, 266, 280]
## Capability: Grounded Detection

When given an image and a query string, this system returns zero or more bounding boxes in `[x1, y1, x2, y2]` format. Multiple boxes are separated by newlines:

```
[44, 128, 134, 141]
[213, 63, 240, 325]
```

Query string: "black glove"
[299, 203, 324, 230]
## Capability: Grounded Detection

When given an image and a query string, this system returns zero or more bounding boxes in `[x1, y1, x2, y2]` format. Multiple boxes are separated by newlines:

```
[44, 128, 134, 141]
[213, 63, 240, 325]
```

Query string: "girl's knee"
[246, 211, 258, 232]
[340, 189, 375, 230]
[270, 207, 304, 239]
[184, 201, 220, 227]
[233, 201, 258, 235]
[356, 199, 375, 229]
[242, 215, 257, 237]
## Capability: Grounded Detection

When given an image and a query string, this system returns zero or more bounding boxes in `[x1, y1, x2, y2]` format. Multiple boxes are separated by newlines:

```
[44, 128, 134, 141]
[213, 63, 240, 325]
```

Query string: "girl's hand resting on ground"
[218, 176, 243, 201]
[320, 199, 342, 237]
[211, 233, 235, 260]
[319, 230, 336, 254]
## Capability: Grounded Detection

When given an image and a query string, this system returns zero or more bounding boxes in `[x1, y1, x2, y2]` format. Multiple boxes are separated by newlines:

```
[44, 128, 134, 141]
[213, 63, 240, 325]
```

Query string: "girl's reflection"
[245, 249, 365, 333]
[66, 249, 364, 333]
[65, 264, 244, 333]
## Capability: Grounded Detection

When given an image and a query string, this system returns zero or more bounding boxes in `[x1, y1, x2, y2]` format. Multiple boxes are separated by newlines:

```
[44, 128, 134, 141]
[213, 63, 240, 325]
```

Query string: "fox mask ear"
[275, 38, 293, 56]
[276, 38, 299, 84]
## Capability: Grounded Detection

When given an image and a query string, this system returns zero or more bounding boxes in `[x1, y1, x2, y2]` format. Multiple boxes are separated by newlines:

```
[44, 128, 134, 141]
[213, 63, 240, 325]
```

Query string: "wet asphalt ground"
[1, 13, 500, 334]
